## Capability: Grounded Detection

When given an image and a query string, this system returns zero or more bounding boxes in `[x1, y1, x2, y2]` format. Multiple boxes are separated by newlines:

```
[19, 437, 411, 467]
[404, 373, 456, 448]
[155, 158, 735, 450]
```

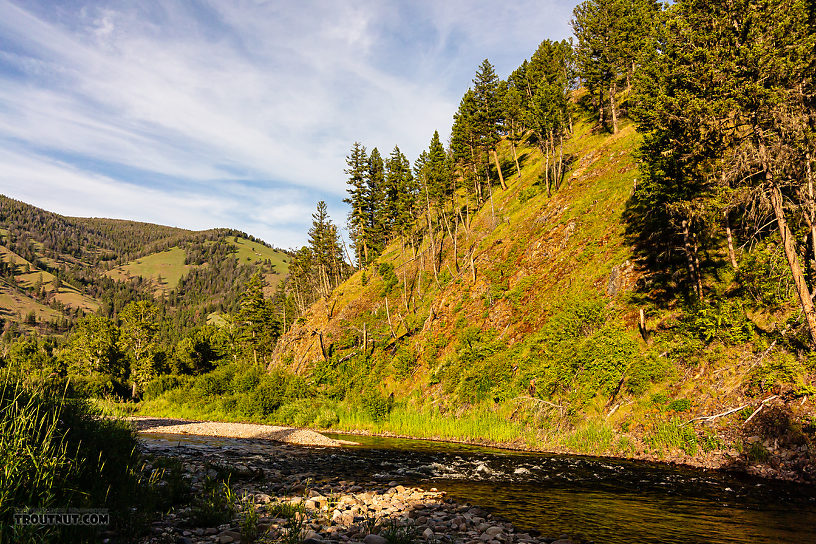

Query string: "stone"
[216, 535, 234, 544]
[423, 528, 435, 540]
[303, 530, 322, 542]
[485, 526, 503, 538]
[363, 534, 388, 544]
[513, 468, 531, 475]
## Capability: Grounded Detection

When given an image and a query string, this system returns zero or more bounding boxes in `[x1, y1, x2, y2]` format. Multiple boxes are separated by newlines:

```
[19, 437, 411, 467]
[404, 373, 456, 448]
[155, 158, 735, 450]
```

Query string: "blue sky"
[0, 0, 573, 249]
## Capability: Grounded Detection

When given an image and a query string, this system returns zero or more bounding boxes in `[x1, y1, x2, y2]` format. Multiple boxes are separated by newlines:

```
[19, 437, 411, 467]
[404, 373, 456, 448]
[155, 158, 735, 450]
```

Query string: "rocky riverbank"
[134, 433, 590, 544]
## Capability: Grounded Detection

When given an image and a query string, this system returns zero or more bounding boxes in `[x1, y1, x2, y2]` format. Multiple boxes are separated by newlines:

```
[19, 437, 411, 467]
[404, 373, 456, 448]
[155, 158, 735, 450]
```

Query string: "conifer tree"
[384, 146, 418, 242]
[308, 201, 345, 298]
[472, 59, 507, 190]
[451, 90, 483, 202]
[343, 142, 370, 266]
[236, 273, 278, 365]
[366, 148, 387, 261]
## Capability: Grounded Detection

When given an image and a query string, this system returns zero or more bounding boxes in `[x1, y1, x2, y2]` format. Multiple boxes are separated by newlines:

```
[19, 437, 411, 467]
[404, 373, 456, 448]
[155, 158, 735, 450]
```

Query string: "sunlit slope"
[272, 115, 641, 376]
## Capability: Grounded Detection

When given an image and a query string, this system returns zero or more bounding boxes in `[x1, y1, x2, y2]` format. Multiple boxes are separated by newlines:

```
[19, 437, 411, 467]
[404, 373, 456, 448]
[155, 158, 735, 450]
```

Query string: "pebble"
[133, 436, 592, 544]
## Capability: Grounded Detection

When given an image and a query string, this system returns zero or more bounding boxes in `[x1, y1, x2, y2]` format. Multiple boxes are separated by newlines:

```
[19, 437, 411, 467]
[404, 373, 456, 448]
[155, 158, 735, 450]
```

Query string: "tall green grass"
[0, 370, 150, 543]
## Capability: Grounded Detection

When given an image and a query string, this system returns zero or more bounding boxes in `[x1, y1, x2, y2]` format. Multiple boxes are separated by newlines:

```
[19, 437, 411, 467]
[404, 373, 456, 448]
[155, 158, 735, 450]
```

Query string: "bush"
[362, 392, 393, 422]
[69, 373, 127, 399]
[144, 374, 189, 400]
[667, 398, 691, 412]
[377, 262, 399, 295]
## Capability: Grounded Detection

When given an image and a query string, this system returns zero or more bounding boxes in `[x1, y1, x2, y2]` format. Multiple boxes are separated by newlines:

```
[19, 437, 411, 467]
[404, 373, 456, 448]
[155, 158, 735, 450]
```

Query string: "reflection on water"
[324, 433, 816, 544]
[139, 430, 816, 544]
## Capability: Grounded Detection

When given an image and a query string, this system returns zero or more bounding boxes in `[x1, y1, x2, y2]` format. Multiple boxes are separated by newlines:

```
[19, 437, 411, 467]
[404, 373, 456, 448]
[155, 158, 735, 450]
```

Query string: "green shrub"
[667, 398, 691, 412]
[314, 406, 340, 428]
[362, 392, 393, 422]
[275, 398, 337, 427]
[144, 374, 189, 400]
[377, 262, 399, 295]
[678, 301, 752, 345]
[232, 366, 263, 393]
[0, 372, 148, 542]
[69, 373, 126, 399]
[750, 351, 808, 393]
[736, 240, 794, 307]
[192, 476, 237, 526]
[393, 347, 418, 380]
[745, 441, 770, 462]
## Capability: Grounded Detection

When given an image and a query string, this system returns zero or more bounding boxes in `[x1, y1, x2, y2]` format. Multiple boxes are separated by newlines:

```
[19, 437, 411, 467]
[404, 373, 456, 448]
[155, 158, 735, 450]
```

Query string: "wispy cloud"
[0, 0, 573, 248]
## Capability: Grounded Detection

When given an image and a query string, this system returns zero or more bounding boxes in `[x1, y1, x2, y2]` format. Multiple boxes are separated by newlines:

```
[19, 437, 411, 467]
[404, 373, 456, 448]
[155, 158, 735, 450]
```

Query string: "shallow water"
[139, 431, 816, 543]
[323, 433, 816, 544]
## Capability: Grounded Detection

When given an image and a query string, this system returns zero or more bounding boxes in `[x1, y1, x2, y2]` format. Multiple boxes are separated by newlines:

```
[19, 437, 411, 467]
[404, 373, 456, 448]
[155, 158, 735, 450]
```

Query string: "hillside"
[0, 195, 290, 335]
[266, 112, 815, 479]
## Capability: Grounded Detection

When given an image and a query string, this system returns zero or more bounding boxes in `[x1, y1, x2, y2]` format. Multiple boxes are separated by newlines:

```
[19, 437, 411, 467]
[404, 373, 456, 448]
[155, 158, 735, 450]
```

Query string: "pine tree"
[343, 142, 370, 266]
[572, 0, 656, 132]
[308, 201, 345, 298]
[235, 273, 279, 365]
[472, 59, 507, 190]
[366, 147, 387, 261]
[451, 90, 483, 202]
[384, 146, 418, 242]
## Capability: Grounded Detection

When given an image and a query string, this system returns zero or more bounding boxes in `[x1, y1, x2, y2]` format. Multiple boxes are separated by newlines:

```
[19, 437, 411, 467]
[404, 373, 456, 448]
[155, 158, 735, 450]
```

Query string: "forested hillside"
[0, 195, 294, 397]
[139, 0, 816, 476]
[3, 0, 815, 479]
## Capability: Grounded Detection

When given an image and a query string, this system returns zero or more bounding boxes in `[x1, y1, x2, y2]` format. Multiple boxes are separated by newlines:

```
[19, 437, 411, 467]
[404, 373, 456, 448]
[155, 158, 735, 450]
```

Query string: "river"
[139, 430, 816, 543]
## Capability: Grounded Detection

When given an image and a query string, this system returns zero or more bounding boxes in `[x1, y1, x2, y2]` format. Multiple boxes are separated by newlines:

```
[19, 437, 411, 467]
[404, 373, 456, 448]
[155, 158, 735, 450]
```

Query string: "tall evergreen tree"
[343, 142, 370, 266]
[235, 273, 278, 365]
[366, 148, 387, 261]
[308, 201, 345, 298]
[472, 59, 507, 190]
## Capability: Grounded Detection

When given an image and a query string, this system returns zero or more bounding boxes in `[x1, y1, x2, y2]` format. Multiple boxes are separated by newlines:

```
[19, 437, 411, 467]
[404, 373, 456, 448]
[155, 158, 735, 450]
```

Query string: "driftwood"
[743, 395, 779, 424]
[685, 395, 778, 425]
[513, 395, 563, 410]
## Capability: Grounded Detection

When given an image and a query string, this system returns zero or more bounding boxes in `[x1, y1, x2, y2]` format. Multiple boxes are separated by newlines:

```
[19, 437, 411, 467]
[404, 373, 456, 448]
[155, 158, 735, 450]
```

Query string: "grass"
[0, 285, 63, 323]
[0, 244, 99, 317]
[106, 246, 191, 292]
[0, 370, 153, 542]
[105, 237, 290, 295]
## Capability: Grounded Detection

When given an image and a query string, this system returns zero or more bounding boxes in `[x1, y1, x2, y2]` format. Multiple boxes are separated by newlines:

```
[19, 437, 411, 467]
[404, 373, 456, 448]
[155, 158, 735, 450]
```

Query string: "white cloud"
[0, 0, 574, 246]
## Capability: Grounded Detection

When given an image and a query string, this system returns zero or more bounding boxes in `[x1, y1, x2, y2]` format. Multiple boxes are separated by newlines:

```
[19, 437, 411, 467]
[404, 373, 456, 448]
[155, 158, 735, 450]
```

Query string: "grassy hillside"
[243, 110, 815, 476]
[0, 196, 290, 336]
[106, 247, 192, 292]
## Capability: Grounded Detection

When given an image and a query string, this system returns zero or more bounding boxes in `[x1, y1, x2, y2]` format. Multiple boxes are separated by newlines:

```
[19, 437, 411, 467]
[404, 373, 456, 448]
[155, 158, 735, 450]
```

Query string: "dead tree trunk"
[725, 212, 739, 270]
[770, 184, 816, 345]
[511, 138, 521, 178]
[609, 81, 618, 134]
[493, 148, 507, 190]
[681, 219, 703, 300]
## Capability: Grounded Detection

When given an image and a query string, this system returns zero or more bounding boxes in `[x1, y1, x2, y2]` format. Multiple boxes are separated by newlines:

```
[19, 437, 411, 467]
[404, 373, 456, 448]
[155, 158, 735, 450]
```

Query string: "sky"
[0, 0, 574, 249]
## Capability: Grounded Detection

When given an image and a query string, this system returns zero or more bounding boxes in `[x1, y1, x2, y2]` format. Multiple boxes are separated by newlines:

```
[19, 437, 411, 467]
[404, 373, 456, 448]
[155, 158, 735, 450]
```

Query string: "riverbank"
[136, 432, 590, 544]
[123, 410, 815, 485]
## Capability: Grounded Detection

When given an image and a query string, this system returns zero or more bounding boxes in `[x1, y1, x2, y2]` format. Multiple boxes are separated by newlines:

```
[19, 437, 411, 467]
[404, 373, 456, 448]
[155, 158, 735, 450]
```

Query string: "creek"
[138, 431, 816, 543]
[323, 433, 816, 544]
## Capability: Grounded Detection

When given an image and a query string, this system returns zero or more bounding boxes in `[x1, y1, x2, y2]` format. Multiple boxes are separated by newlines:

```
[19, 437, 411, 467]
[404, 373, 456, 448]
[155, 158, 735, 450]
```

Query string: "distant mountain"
[0, 195, 290, 336]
